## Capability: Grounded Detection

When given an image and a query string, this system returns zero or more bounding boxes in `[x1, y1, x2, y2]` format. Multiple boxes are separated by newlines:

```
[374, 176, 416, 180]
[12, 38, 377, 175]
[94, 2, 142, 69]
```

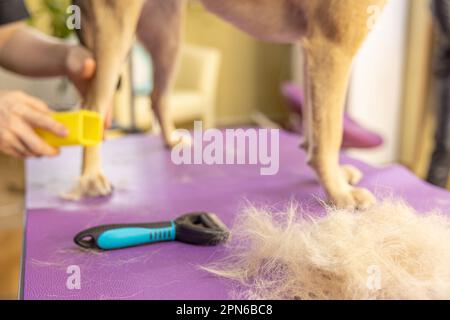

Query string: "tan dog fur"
[70, 0, 388, 209]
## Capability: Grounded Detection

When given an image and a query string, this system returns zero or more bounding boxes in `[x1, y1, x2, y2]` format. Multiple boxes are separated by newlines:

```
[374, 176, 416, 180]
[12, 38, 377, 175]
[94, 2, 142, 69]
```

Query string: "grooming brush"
[74, 212, 230, 251]
[35, 111, 103, 147]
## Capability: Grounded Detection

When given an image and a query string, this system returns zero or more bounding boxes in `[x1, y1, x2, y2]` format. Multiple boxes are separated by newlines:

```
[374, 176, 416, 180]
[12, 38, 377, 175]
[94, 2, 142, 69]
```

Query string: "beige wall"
[185, 2, 291, 126]
[399, 0, 435, 175]
[25, 0, 52, 33]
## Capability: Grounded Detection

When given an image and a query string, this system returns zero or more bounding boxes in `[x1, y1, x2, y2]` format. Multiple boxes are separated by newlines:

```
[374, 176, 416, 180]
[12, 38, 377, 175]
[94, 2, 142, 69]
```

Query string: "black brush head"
[175, 212, 230, 246]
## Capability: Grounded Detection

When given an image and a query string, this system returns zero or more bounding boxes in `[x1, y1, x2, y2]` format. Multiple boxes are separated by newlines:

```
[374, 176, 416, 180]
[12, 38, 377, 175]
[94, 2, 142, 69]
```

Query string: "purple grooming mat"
[21, 131, 450, 300]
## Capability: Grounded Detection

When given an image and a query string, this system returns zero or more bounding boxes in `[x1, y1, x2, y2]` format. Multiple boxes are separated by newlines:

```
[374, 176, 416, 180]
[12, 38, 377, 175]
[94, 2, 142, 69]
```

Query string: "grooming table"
[21, 131, 450, 300]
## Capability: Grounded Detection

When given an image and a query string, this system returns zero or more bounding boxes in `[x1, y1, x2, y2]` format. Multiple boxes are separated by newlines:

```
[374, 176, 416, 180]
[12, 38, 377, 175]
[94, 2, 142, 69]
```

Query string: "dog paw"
[62, 172, 113, 201]
[164, 130, 192, 149]
[341, 165, 363, 185]
[331, 187, 376, 210]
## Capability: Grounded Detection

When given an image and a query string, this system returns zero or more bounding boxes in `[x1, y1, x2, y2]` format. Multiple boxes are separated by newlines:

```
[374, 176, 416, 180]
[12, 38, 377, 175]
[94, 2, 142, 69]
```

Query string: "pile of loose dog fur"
[205, 200, 450, 300]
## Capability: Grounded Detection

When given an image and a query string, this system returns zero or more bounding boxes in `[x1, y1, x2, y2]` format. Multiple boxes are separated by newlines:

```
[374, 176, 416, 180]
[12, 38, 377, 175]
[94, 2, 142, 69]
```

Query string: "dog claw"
[331, 187, 376, 210]
[341, 165, 363, 185]
[163, 130, 192, 149]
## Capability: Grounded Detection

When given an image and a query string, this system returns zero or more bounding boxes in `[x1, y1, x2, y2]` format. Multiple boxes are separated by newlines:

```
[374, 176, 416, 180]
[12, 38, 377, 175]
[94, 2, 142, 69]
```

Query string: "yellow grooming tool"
[36, 111, 103, 147]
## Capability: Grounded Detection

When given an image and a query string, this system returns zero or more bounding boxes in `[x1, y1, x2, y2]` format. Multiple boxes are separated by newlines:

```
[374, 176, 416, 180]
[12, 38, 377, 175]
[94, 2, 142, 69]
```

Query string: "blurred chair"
[169, 44, 221, 129]
[115, 43, 221, 131]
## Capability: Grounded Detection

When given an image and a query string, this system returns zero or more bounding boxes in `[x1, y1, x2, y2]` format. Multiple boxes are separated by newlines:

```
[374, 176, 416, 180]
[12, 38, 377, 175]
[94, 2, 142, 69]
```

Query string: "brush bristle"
[207, 214, 230, 233]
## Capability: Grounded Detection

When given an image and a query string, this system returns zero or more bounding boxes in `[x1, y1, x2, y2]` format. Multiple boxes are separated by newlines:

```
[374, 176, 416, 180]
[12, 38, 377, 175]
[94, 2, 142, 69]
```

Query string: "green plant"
[28, 0, 73, 39]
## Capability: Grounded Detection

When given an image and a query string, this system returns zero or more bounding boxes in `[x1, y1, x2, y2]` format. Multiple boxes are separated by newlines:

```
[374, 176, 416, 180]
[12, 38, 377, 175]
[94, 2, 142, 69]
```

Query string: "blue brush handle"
[74, 221, 176, 250]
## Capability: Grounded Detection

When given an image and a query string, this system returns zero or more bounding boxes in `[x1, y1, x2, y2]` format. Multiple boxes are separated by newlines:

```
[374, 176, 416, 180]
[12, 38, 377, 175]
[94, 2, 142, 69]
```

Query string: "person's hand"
[0, 91, 68, 159]
[65, 45, 96, 97]
[65, 45, 112, 128]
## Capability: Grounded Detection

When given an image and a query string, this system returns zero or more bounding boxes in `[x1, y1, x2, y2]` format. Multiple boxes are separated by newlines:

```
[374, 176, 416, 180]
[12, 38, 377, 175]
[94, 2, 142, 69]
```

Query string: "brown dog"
[69, 0, 388, 209]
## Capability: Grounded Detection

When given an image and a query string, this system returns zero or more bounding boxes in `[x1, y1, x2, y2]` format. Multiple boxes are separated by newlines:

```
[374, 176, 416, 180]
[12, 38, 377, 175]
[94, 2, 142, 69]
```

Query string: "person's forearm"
[0, 23, 70, 77]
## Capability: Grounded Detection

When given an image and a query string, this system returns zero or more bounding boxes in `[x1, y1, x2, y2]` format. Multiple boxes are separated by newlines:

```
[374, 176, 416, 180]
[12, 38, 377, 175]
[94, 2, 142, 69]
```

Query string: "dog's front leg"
[65, 0, 145, 200]
[303, 43, 373, 209]
[302, 1, 386, 209]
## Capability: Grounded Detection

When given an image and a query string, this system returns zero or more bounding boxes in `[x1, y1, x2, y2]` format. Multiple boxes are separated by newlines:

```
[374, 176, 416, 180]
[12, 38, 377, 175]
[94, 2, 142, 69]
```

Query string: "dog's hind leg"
[65, 0, 145, 200]
[137, 0, 187, 148]
[302, 0, 386, 209]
